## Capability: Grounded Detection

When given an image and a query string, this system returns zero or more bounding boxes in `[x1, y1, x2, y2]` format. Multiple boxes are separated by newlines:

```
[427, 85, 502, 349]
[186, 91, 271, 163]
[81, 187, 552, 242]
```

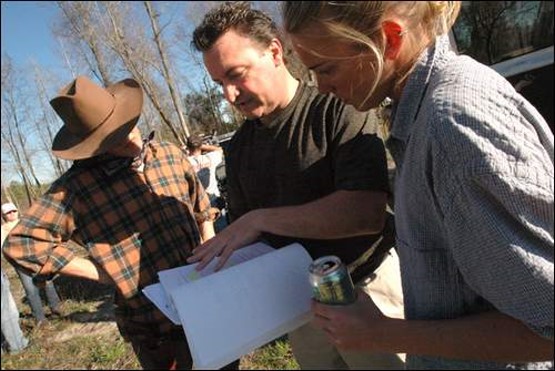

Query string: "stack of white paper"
[143, 242, 314, 369]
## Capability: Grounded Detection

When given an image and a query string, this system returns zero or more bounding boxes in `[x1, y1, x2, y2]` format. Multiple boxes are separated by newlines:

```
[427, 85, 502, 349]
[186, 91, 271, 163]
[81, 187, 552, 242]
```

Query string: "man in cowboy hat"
[2, 76, 237, 370]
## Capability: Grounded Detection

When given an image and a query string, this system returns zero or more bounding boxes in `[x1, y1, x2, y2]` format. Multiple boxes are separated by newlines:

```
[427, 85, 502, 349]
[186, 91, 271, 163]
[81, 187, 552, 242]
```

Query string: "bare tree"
[102, 1, 187, 146]
[1, 57, 41, 203]
[55, 1, 115, 85]
[56, 35, 78, 79]
[30, 62, 70, 178]
[144, 1, 190, 139]
[455, 1, 549, 67]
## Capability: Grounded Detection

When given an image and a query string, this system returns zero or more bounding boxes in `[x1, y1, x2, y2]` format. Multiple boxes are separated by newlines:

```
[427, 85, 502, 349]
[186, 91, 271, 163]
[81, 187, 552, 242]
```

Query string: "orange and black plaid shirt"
[3, 140, 212, 340]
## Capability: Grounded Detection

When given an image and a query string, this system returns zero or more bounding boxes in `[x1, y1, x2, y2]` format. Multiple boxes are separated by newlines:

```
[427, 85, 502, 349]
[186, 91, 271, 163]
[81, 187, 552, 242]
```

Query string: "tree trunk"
[31, 64, 69, 178]
[56, 1, 113, 85]
[144, 1, 190, 140]
[104, 3, 185, 146]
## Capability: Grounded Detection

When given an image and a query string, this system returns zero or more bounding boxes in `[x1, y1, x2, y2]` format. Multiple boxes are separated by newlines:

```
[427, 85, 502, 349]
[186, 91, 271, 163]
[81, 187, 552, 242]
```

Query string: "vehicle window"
[452, 1, 553, 65]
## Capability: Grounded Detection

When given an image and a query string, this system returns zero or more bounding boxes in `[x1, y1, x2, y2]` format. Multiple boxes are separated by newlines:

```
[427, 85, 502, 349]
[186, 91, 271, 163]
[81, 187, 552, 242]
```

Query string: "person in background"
[1, 267, 29, 355]
[2, 75, 237, 370]
[189, 2, 404, 369]
[186, 135, 227, 232]
[282, 1, 554, 369]
[2, 202, 63, 324]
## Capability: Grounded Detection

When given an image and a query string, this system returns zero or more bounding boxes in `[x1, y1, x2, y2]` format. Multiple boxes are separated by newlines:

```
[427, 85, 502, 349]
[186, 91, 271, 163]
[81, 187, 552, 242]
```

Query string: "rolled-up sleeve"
[2, 184, 77, 280]
[444, 159, 554, 341]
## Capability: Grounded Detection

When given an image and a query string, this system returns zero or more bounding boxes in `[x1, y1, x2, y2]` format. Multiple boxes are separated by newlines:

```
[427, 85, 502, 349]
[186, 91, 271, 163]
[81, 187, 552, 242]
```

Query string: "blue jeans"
[1, 268, 29, 353]
[209, 194, 228, 233]
[214, 209, 229, 233]
[16, 270, 61, 322]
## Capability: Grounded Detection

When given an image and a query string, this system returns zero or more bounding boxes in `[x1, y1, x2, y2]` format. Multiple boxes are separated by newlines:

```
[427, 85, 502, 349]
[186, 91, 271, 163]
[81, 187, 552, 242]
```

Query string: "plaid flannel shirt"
[3, 139, 213, 340]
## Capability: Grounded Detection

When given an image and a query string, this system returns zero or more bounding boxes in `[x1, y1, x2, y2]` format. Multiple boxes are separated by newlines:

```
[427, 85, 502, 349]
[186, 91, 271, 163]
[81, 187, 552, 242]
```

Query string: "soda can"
[309, 255, 356, 305]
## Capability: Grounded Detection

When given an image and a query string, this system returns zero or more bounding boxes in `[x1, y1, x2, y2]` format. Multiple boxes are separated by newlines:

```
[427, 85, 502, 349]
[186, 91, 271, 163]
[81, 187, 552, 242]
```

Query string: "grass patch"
[240, 337, 300, 370]
[1, 321, 140, 370]
[2, 255, 299, 370]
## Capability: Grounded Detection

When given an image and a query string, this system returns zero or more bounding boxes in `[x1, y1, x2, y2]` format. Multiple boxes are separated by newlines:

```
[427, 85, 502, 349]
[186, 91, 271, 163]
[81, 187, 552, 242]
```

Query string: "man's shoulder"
[148, 140, 198, 174]
[301, 82, 367, 116]
[51, 165, 88, 187]
[152, 140, 180, 151]
[228, 124, 248, 150]
[297, 83, 375, 133]
[299, 82, 341, 110]
[149, 140, 184, 159]
[204, 150, 223, 164]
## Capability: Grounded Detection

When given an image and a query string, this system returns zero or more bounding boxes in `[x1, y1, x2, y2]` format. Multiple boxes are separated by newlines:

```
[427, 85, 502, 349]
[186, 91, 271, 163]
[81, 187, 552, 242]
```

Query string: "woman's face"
[289, 23, 395, 111]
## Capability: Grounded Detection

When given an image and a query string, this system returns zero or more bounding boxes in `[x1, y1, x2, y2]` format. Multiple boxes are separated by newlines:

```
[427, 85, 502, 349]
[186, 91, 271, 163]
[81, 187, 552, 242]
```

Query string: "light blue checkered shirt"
[387, 35, 554, 370]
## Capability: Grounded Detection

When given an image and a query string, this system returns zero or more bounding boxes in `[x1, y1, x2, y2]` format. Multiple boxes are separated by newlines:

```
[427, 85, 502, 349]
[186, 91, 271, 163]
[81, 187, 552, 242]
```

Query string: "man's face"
[106, 127, 143, 158]
[3, 209, 18, 222]
[203, 30, 282, 119]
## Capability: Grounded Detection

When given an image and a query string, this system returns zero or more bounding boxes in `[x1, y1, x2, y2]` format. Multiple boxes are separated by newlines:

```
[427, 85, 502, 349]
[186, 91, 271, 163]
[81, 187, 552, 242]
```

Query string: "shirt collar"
[73, 130, 155, 176]
[130, 130, 155, 172]
[389, 35, 454, 143]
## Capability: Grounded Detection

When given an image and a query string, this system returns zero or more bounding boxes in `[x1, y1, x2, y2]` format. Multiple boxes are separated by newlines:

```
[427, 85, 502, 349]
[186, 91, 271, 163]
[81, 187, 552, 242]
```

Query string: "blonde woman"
[282, 1, 554, 369]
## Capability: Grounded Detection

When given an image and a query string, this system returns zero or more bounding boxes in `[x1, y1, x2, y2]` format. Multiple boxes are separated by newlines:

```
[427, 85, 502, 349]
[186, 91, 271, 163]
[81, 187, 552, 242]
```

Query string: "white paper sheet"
[148, 242, 276, 324]
[170, 243, 314, 370]
[142, 283, 181, 325]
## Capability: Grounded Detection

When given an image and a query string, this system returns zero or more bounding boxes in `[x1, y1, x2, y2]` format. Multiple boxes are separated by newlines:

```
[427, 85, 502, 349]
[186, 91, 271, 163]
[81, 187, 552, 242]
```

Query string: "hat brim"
[52, 79, 143, 160]
[1, 205, 17, 214]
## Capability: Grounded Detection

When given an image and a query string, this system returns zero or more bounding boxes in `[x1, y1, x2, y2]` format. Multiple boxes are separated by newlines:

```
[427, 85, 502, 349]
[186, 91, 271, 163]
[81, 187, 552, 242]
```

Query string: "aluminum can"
[309, 255, 356, 305]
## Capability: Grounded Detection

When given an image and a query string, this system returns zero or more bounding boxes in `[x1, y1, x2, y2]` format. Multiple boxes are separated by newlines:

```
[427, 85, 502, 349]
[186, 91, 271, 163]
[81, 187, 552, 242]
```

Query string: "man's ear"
[382, 21, 404, 60]
[268, 38, 284, 66]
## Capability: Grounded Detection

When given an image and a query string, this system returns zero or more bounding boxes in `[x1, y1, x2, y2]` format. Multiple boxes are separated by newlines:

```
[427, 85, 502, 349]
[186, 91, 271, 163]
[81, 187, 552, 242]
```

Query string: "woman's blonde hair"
[282, 1, 461, 108]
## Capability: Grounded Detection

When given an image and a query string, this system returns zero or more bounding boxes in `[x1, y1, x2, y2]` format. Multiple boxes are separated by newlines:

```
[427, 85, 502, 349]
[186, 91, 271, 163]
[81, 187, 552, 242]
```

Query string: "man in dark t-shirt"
[188, 2, 404, 370]
[225, 82, 393, 277]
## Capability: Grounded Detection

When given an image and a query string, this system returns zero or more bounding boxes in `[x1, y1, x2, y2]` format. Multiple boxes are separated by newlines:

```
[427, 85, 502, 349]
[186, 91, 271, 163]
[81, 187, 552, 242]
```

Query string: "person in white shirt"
[186, 135, 226, 231]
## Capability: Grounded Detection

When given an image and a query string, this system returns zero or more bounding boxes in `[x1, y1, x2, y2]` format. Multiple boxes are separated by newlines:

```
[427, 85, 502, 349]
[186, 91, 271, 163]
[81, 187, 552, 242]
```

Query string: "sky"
[1, 1, 67, 184]
[0, 1, 278, 185]
[1, 1, 64, 73]
[0, 1, 201, 184]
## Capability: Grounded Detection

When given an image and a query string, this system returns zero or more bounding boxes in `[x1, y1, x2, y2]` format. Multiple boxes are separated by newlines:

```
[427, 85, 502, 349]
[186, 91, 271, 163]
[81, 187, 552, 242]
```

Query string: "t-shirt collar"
[255, 80, 305, 129]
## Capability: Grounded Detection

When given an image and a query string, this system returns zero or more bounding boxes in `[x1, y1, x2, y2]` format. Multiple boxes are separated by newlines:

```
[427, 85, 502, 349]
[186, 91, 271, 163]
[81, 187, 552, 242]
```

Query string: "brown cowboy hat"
[50, 75, 143, 160]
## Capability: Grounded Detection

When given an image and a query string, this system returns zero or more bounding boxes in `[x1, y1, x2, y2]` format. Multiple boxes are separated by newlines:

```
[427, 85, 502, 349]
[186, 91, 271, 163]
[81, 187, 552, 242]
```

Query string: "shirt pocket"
[396, 237, 464, 319]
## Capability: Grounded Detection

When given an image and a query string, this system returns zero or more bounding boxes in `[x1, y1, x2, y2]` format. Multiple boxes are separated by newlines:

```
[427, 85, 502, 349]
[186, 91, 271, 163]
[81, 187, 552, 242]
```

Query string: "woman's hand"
[312, 288, 392, 351]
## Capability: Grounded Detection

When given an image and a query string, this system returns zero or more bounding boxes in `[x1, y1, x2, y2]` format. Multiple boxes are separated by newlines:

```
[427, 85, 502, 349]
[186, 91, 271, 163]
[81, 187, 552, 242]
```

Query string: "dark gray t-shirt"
[226, 83, 390, 269]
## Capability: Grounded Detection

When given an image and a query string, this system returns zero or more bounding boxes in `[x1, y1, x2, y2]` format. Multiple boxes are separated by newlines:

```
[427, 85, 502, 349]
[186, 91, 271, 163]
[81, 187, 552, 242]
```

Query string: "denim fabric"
[1, 268, 29, 353]
[16, 270, 60, 322]
[214, 211, 229, 233]
[209, 194, 229, 233]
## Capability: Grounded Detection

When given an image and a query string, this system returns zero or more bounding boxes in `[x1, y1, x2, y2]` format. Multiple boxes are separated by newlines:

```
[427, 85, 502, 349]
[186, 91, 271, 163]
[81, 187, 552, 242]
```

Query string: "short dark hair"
[192, 1, 281, 52]
[186, 135, 203, 150]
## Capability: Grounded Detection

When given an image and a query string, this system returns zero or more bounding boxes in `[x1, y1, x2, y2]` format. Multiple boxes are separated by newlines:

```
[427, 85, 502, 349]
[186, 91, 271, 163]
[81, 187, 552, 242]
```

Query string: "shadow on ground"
[52, 275, 116, 323]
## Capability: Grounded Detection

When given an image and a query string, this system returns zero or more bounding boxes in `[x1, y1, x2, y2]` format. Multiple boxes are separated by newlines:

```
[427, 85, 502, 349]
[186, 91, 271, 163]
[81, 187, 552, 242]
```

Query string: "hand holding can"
[309, 255, 356, 305]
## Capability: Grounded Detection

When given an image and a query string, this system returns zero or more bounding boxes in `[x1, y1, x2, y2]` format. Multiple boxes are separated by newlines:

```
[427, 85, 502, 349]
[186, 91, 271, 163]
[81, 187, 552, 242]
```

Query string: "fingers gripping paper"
[170, 243, 313, 370]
